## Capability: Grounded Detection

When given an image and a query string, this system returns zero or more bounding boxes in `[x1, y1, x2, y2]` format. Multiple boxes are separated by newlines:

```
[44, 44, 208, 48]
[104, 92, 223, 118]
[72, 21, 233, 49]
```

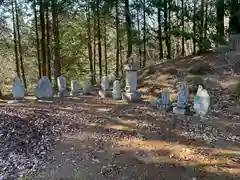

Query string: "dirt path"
[6, 95, 235, 180]
[1, 53, 239, 180]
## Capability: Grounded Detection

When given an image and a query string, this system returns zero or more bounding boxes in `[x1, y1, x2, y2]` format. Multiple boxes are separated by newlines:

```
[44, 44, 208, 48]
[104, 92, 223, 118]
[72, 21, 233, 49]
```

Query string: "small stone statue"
[112, 80, 121, 100]
[176, 83, 188, 108]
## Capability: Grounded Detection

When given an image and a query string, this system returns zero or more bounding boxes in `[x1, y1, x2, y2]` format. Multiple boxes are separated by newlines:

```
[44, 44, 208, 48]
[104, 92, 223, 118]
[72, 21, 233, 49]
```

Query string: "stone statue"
[12, 76, 24, 100]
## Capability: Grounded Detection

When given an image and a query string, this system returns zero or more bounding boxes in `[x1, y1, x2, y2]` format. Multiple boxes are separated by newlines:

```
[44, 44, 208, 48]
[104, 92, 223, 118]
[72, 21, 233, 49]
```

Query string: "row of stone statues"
[10, 61, 142, 102]
[153, 82, 210, 116]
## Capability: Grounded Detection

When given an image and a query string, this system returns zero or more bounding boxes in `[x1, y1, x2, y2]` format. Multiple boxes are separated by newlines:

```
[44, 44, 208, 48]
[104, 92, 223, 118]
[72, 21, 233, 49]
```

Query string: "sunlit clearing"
[96, 108, 112, 112]
[116, 139, 239, 175]
[106, 124, 135, 131]
[192, 56, 203, 60]
[88, 123, 101, 127]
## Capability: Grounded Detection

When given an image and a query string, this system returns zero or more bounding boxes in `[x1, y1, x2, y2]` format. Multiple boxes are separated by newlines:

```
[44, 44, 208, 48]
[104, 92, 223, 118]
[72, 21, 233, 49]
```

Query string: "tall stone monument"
[122, 58, 141, 102]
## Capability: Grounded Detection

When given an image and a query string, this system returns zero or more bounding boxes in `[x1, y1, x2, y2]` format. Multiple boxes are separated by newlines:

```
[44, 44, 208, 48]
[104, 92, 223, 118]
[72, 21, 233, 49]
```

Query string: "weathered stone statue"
[71, 80, 78, 96]
[35, 76, 53, 100]
[122, 58, 141, 102]
[112, 80, 122, 100]
[98, 75, 112, 98]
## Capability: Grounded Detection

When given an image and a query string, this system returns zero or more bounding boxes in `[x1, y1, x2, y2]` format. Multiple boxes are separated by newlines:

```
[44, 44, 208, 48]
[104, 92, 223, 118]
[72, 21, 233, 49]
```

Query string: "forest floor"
[1, 53, 240, 180]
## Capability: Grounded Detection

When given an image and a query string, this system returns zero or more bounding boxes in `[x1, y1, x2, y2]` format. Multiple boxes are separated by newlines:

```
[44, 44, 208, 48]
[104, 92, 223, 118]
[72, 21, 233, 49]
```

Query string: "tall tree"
[103, 16, 107, 75]
[39, 0, 47, 76]
[216, 0, 225, 44]
[115, 0, 120, 78]
[15, 0, 27, 88]
[33, 0, 41, 78]
[157, 3, 163, 59]
[164, 0, 170, 58]
[11, 0, 20, 77]
[52, 0, 61, 89]
[143, 0, 146, 67]
[46, 2, 52, 81]
[199, 0, 205, 52]
[136, 7, 142, 66]
[87, 0, 94, 84]
[181, 0, 185, 56]
[96, 0, 102, 79]
[193, 0, 196, 54]
[125, 0, 132, 59]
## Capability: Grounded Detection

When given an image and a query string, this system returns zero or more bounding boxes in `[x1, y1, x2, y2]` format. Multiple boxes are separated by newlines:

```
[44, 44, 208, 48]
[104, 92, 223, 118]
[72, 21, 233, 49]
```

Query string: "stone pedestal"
[122, 61, 141, 102]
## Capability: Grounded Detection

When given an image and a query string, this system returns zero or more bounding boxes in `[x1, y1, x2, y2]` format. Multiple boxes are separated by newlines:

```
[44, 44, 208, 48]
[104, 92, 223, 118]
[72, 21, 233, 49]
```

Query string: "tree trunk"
[143, 0, 146, 67]
[33, 0, 41, 79]
[11, 0, 20, 77]
[52, 0, 61, 90]
[216, 0, 225, 43]
[115, 0, 120, 78]
[15, 0, 27, 88]
[40, 0, 47, 76]
[125, 0, 132, 59]
[164, 0, 170, 59]
[96, 0, 102, 79]
[167, 0, 171, 58]
[157, 8, 163, 59]
[229, 0, 239, 34]
[199, 0, 204, 52]
[181, 0, 185, 56]
[87, 0, 94, 85]
[204, 1, 208, 39]
[104, 16, 107, 76]
[93, 11, 96, 83]
[193, 0, 196, 54]
[119, 40, 124, 76]
[46, 3, 52, 82]
[137, 8, 142, 66]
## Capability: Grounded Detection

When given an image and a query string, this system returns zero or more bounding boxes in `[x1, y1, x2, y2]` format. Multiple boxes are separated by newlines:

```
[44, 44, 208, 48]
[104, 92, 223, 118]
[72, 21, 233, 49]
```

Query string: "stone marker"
[156, 91, 170, 109]
[173, 82, 188, 114]
[35, 76, 53, 100]
[8, 76, 25, 104]
[194, 85, 210, 117]
[12, 76, 24, 100]
[82, 78, 91, 94]
[99, 76, 112, 98]
[101, 76, 109, 91]
[122, 59, 141, 102]
[112, 80, 122, 100]
[71, 80, 78, 96]
[57, 76, 68, 98]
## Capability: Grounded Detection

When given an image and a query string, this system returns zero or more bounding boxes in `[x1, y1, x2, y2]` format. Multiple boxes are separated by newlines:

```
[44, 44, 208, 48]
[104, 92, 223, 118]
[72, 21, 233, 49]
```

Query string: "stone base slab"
[122, 92, 141, 102]
[98, 90, 112, 98]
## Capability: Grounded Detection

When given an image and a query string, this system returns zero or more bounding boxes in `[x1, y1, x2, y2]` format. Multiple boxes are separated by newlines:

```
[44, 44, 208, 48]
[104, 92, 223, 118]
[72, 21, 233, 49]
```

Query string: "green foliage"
[0, 0, 233, 90]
